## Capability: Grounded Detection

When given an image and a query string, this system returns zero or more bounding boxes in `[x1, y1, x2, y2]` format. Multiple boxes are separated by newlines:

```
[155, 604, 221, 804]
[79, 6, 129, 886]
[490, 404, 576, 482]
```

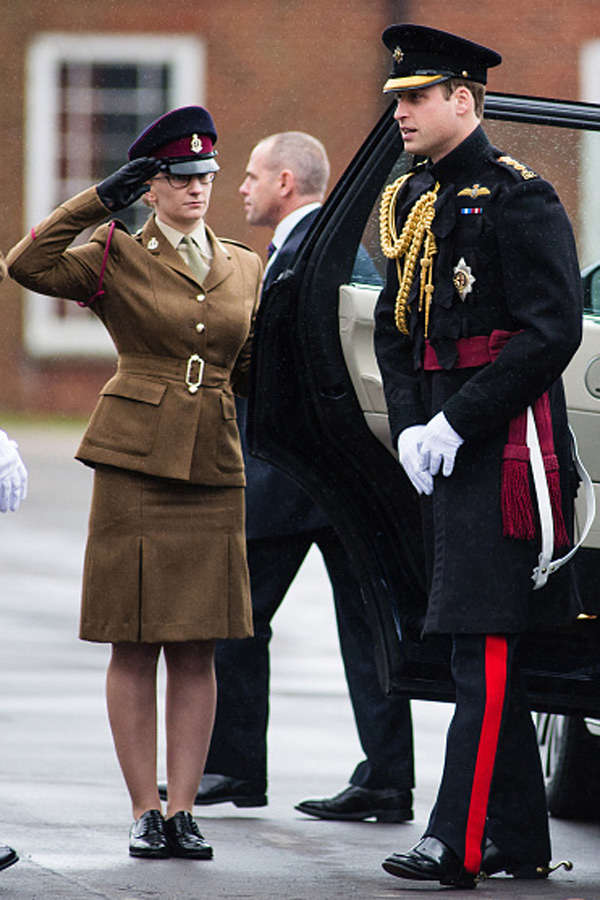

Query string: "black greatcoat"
[374, 125, 583, 635]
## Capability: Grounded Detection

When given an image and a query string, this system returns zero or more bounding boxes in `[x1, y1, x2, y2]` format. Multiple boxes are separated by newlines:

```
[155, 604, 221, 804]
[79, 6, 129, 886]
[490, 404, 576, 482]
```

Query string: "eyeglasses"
[153, 172, 217, 189]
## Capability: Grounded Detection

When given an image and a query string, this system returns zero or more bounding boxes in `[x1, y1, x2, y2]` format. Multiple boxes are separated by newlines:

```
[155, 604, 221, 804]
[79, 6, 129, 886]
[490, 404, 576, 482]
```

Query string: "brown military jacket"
[7, 187, 262, 485]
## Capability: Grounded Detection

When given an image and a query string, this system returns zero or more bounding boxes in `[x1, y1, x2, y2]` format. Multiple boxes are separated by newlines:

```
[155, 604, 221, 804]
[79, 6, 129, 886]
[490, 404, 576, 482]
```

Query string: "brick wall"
[0, 0, 394, 414]
[0, 0, 594, 413]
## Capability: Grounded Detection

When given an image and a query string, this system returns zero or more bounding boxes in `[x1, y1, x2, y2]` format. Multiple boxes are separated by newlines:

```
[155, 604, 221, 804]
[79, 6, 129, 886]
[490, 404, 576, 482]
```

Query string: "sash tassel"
[500, 396, 569, 549]
[501, 448, 536, 542]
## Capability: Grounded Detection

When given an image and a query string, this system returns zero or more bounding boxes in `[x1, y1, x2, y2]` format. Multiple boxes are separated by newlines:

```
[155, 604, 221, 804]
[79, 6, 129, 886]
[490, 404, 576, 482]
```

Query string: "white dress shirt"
[263, 202, 321, 282]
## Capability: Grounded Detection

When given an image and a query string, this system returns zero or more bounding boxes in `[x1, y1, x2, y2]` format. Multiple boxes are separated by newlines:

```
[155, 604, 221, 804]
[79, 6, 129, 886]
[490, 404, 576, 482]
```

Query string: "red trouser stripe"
[463, 636, 508, 874]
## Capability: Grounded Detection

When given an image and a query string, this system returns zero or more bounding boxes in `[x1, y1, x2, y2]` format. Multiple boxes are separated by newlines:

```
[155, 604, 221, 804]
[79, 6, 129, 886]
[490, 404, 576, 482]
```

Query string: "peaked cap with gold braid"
[382, 24, 501, 94]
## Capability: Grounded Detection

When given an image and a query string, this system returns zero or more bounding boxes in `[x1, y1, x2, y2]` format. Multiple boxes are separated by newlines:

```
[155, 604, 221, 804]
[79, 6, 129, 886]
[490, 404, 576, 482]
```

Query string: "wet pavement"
[0, 421, 599, 898]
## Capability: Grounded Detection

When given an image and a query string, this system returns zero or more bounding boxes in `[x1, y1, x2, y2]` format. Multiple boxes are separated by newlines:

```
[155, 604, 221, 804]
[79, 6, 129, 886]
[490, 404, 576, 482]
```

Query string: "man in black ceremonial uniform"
[374, 24, 583, 888]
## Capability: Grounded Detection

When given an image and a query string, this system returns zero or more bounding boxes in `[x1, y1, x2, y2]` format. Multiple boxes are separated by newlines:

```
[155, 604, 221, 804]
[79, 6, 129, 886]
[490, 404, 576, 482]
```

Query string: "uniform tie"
[179, 235, 210, 285]
[266, 240, 277, 260]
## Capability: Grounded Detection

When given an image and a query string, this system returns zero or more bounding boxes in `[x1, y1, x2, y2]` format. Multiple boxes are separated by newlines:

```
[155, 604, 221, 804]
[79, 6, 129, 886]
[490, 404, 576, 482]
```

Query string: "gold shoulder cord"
[379, 173, 440, 336]
[497, 155, 537, 180]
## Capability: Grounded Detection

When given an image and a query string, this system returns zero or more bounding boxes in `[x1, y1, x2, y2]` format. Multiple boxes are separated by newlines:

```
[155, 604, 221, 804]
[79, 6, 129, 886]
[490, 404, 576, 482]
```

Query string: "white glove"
[397, 425, 433, 495]
[419, 411, 464, 478]
[0, 430, 28, 512]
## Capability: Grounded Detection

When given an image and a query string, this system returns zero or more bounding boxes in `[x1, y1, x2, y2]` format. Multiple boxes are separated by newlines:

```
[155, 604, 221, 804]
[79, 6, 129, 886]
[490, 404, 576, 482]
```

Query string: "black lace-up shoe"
[480, 837, 572, 880]
[129, 809, 170, 859]
[159, 774, 267, 808]
[295, 785, 413, 822]
[164, 810, 213, 859]
[382, 836, 476, 888]
[0, 845, 18, 872]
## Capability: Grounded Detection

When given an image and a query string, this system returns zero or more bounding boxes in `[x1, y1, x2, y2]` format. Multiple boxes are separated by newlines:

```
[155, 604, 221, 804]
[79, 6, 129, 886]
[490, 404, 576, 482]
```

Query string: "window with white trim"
[580, 41, 600, 270]
[25, 33, 205, 358]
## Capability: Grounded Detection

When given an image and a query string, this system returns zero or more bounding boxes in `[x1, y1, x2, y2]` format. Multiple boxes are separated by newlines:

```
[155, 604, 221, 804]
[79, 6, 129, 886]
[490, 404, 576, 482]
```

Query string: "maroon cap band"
[151, 133, 215, 159]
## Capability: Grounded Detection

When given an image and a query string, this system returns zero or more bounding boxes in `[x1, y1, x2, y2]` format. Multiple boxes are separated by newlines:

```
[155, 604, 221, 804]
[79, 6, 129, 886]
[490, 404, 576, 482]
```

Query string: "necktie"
[266, 240, 277, 260]
[180, 236, 210, 285]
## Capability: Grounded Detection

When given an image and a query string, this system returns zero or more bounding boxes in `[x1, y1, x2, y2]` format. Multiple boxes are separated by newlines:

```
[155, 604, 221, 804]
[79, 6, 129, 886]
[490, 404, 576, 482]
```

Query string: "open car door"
[249, 92, 600, 715]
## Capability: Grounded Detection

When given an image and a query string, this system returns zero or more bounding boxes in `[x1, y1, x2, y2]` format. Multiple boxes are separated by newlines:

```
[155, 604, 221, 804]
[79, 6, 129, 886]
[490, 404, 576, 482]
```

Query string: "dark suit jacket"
[239, 209, 328, 539]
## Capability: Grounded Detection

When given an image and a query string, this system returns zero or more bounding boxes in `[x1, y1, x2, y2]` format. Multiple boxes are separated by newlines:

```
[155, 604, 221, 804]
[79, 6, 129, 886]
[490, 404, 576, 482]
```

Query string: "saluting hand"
[0, 430, 28, 513]
[96, 157, 162, 211]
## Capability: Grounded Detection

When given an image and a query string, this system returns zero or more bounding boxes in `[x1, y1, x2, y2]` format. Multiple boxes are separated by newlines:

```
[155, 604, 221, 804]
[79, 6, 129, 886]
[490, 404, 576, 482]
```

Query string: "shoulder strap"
[78, 220, 117, 308]
[218, 236, 255, 253]
[494, 154, 538, 181]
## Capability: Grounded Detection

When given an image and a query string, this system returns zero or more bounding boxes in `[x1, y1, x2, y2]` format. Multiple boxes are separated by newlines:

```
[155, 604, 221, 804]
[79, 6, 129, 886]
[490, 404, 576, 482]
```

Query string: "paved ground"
[0, 421, 599, 898]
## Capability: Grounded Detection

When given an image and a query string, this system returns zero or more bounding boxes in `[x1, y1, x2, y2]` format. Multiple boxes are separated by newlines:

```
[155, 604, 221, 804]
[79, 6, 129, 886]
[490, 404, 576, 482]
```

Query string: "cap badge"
[147, 237, 159, 251]
[393, 46, 404, 63]
[457, 184, 491, 199]
[453, 257, 476, 302]
[190, 133, 203, 154]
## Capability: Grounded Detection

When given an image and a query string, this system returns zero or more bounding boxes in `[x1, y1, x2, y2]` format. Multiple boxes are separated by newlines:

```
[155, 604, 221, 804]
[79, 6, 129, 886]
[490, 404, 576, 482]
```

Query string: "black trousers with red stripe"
[425, 634, 551, 874]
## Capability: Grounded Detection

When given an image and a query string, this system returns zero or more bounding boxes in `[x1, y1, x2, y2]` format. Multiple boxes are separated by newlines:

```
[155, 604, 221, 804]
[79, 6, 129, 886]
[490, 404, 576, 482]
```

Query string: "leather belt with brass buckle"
[185, 354, 205, 394]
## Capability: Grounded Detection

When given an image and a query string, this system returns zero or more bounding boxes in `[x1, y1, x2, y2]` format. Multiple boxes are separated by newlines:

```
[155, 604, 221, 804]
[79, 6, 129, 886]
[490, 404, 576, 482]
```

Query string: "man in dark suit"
[192, 131, 414, 822]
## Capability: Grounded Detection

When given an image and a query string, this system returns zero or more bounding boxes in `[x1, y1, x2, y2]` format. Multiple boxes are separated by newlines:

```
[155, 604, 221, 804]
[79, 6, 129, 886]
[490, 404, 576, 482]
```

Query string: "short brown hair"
[257, 132, 330, 199]
[443, 78, 485, 119]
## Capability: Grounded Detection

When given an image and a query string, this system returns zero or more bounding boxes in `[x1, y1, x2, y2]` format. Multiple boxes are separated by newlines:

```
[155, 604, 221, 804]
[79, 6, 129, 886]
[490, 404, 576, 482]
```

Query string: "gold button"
[195, 322, 205, 333]
[196, 292, 205, 302]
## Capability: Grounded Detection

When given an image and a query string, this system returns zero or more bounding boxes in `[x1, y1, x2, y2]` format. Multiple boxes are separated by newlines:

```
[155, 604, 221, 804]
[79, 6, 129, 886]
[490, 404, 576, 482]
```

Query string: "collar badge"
[453, 257, 476, 302]
[147, 237, 159, 250]
[457, 183, 491, 199]
[190, 134, 203, 154]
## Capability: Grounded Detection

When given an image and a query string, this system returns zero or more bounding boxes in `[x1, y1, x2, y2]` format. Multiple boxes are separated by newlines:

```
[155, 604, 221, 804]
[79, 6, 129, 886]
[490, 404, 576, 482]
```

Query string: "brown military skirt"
[79, 465, 252, 643]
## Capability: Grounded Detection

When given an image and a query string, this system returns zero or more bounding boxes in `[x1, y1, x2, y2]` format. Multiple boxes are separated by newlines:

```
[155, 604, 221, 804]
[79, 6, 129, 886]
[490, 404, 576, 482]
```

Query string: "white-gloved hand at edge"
[0, 429, 28, 512]
[397, 425, 434, 495]
[419, 411, 464, 478]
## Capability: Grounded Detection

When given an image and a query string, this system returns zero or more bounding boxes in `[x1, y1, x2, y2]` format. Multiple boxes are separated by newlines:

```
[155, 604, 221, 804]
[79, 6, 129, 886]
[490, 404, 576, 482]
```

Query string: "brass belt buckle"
[185, 354, 205, 394]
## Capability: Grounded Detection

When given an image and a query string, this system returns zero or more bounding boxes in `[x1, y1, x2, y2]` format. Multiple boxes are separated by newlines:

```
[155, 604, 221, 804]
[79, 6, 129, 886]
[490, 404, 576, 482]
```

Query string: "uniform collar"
[154, 216, 212, 258]
[428, 124, 491, 184]
[140, 216, 232, 291]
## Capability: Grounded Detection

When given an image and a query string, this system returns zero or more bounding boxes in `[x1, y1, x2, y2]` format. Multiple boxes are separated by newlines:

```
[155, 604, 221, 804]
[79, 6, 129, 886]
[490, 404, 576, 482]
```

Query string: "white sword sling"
[526, 407, 595, 590]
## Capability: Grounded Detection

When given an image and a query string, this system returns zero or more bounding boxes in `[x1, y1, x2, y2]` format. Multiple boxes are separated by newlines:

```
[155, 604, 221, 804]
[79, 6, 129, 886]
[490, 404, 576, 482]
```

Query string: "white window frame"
[580, 41, 600, 269]
[24, 33, 205, 358]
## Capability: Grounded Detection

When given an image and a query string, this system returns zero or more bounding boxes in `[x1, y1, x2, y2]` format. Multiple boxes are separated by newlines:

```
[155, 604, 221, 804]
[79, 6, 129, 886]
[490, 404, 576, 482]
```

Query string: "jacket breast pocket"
[85, 375, 168, 457]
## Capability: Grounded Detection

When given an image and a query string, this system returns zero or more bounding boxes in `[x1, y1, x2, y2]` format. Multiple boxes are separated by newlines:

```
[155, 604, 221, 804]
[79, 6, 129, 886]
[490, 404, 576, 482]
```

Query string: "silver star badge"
[453, 257, 475, 302]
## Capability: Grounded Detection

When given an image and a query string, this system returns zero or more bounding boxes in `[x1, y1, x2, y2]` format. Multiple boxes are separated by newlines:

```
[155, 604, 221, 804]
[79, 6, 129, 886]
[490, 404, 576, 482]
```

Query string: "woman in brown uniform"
[7, 106, 262, 860]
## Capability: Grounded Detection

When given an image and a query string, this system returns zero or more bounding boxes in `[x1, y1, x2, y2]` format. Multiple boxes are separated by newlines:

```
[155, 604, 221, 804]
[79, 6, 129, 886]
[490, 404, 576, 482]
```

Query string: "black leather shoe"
[481, 837, 551, 879]
[129, 809, 170, 859]
[295, 785, 413, 823]
[382, 836, 476, 888]
[164, 810, 213, 859]
[159, 774, 267, 808]
[0, 845, 18, 872]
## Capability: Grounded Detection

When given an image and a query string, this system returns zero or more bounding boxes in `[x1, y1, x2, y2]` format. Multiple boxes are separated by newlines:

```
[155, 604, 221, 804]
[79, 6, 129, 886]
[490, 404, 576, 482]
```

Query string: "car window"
[353, 117, 600, 318]
[350, 149, 413, 287]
